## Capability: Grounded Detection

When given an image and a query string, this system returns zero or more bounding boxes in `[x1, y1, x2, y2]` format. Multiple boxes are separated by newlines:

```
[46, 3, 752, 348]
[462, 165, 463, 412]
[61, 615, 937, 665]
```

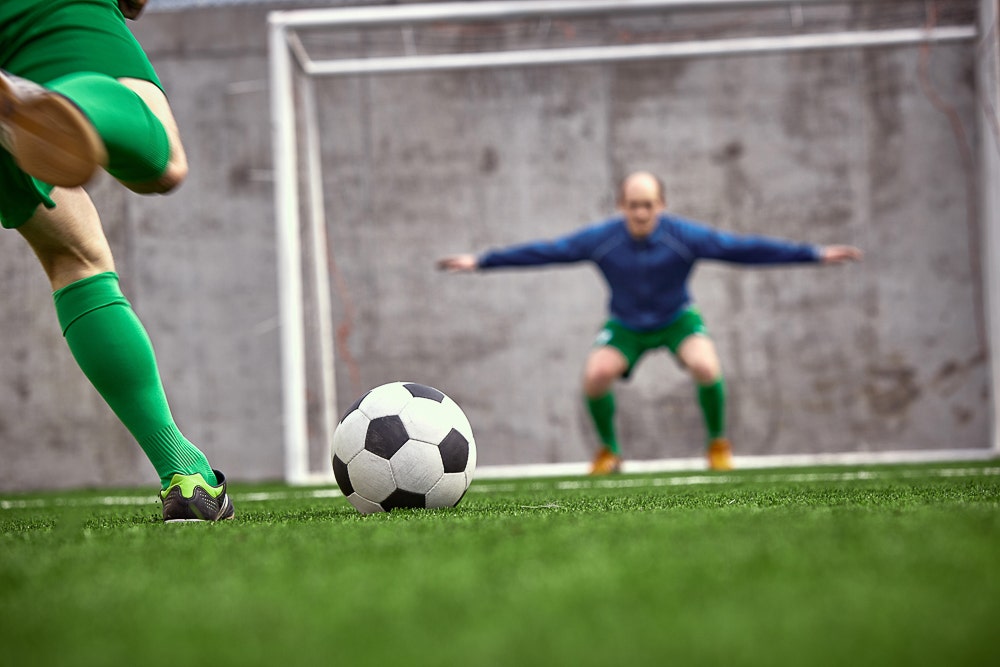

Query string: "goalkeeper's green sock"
[586, 392, 620, 454]
[45, 72, 170, 183]
[697, 378, 727, 443]
[53, 272, 216, 489]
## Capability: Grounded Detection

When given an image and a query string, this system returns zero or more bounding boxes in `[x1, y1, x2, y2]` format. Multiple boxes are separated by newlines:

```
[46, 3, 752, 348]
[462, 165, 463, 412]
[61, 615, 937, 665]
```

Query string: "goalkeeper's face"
[619, 173, 666, 239]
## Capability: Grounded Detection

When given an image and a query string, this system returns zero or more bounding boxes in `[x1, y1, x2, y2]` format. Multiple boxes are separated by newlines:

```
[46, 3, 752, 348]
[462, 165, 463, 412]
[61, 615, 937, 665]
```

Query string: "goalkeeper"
[0, 0, 233, 520]
[438, 171, 862, 474]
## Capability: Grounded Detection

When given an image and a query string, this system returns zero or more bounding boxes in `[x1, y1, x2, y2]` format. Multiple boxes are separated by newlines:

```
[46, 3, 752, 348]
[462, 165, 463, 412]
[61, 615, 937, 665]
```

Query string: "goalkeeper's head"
[617, 171, 666, 240]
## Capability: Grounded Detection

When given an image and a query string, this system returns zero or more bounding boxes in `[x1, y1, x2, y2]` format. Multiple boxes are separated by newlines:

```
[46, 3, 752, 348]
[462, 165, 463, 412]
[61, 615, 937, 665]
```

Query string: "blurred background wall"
[0, 0, 994, 490]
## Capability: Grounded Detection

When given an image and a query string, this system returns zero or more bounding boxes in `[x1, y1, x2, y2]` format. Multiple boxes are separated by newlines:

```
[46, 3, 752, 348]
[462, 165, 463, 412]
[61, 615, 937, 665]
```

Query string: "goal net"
[268, 0, 994, 484]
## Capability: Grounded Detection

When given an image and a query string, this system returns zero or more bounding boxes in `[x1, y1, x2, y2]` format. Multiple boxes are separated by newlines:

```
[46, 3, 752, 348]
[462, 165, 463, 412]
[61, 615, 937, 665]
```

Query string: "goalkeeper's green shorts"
[0, 0, 162, 229]
[593, 308, 710, 378]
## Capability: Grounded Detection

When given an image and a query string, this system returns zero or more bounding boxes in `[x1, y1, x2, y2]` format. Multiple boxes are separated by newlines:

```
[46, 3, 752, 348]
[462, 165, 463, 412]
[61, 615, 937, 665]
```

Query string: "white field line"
[293, 448, 998, 484]
[2, 466, 998, 511]
[470, 466, 1000, 494]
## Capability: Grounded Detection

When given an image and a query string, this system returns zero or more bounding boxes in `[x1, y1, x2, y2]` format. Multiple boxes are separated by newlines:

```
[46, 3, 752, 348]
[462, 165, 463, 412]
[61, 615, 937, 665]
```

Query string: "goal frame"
[268, 0, 996, 484]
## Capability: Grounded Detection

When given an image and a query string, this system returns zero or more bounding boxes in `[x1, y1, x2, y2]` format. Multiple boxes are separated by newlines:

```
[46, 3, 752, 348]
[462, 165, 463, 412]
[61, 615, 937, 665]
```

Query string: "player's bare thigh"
[583, 345, 629, 397]
[676, 334, 722, 384]
[117, 77, 188, 194]
[17, 188, 115, 291]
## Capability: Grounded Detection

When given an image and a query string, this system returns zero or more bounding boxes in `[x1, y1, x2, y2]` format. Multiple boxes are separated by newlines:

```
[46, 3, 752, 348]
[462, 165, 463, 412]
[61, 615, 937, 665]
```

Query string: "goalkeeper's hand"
[436, 255, 479, 273]
[119, 0, 148, 20]
[819, 245, 864, 264]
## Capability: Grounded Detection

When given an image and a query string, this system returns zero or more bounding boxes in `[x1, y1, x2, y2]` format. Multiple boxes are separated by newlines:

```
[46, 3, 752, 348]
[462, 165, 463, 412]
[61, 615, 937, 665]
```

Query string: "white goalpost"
[268, 0, 995, 485]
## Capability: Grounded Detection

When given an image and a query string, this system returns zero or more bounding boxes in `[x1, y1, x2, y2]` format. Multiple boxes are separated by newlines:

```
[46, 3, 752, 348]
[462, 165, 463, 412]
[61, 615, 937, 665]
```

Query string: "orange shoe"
[707, 437, 733, 471]
[589, 447, 622, 475]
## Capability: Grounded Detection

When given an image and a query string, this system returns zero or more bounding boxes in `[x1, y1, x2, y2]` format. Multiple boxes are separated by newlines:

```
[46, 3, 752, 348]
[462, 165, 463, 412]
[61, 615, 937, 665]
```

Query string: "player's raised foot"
[0, 70, 107, 187]
[160, 469, 235, 523]
[589, 446, 622, 475]
[707, 437, 734, 471]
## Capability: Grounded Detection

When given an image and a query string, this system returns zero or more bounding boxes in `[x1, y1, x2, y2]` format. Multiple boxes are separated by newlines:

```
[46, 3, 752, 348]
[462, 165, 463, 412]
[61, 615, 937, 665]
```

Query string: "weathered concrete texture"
[317, 17, 987, 466]
[0, 2, 989, 491]
[981, 0, 1000, 452]
[0, 6, 282, 492]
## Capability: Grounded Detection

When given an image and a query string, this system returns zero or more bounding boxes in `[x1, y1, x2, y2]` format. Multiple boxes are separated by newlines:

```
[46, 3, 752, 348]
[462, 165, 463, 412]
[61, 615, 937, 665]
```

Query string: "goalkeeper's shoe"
[707, 437, 734, 471]
[0, 69, 107, 187]
[589, 446, 622, 475]
[160, 469, 235, 523]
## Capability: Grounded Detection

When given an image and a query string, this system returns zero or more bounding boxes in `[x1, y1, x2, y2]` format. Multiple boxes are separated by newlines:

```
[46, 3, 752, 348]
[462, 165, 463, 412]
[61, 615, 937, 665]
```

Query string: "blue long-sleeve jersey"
[477, 214, 822, 332]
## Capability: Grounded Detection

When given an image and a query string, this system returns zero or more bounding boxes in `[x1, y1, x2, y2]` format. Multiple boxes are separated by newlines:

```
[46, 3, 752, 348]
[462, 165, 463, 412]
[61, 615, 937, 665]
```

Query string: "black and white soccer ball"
[331, 381, 477, 514]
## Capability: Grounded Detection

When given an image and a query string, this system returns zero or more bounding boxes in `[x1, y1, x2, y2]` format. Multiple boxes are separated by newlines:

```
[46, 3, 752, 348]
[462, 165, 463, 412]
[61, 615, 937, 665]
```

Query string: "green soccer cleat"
[159, 469, 235, 523]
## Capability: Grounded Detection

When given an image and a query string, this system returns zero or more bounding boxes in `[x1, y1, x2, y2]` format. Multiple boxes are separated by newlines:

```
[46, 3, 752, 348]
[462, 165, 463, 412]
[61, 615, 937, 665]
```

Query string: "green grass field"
[2, 461, 999, 667]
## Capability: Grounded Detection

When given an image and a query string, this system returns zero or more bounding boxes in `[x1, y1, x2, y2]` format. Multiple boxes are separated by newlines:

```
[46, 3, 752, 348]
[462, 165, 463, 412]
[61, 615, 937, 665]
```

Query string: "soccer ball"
[331, 381, 477, 514]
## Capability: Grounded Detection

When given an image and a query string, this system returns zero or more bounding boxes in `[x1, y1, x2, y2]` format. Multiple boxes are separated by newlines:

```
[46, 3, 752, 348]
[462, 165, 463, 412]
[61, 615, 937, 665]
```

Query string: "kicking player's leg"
[583, 343, 630, 475]
[17, 187, 232, 520]
[0, 73, 179, 191]
[112, 76, 187, 194]
[0, 0, 186, 192]
[675, 334, 732, 471]
[42, 72, 187, 193]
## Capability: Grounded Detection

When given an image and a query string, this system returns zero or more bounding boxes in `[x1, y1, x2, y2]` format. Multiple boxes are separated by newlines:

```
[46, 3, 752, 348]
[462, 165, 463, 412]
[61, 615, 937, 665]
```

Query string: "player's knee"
[157, 160, 188, 193]
[122, 159, 187, 194]
[688, 361, 720, 385]
[583, 368, 618, 396]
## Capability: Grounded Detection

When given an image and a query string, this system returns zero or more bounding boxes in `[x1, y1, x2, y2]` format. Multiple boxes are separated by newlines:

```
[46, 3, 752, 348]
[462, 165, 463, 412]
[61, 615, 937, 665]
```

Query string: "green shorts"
[593, 308, 710, 378]
[0, 0, 162, 229]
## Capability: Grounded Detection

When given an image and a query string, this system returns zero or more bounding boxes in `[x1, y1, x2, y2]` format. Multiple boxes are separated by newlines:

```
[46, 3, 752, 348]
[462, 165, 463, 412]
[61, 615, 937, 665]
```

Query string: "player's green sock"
[44, 72, 170, 183]
[53, 272, 217, 489]
[586, 392, 620, 454]
[697, 378, 726, 443]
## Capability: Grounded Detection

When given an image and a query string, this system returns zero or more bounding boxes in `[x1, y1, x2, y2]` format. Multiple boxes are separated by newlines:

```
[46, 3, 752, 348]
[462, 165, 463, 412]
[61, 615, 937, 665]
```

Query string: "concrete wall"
[979, 0, 1000, 452]
[0, 1, 990, 491]
[0, 5, 282, 491]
